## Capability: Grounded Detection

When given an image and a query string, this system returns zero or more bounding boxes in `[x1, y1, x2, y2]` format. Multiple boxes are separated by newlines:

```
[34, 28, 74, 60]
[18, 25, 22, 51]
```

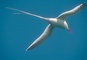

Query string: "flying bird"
[6, 2, 86, 51]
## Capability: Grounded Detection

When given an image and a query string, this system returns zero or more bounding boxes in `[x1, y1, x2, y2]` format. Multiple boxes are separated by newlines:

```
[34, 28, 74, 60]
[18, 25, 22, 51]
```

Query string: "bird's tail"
[5, 7, 49, 20]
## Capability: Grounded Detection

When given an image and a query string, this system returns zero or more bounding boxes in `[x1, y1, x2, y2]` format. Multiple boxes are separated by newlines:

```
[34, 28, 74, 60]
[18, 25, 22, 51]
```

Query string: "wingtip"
[80, 2, 86, 8]
[83, 2, 86, 5]
[25, 48, 30, 51]
[25, 48, 29, 51]
[25, 46, 32, 51]
[25, 49, 28, 51]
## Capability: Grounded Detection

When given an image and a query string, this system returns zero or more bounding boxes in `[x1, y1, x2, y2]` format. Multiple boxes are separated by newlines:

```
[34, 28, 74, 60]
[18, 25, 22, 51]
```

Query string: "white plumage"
[6, 2, 86, 51]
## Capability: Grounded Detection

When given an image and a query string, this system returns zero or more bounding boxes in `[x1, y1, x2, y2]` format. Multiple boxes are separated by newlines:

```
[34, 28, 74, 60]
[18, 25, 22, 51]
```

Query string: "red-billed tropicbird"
[6, 2, 86, 51]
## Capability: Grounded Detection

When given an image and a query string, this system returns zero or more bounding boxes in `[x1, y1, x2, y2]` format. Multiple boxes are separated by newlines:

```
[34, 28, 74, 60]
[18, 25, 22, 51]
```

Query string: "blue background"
[0, 0, 87, 60]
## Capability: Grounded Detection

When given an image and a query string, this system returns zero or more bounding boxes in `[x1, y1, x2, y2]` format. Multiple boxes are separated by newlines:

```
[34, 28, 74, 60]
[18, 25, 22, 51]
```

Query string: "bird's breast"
[48, 18, 57, 25]
[48, 18, 66, 29]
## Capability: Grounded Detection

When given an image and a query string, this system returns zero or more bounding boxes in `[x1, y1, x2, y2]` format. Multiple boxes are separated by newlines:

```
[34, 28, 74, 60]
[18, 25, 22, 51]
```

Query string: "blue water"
[0, 0, 87, 60]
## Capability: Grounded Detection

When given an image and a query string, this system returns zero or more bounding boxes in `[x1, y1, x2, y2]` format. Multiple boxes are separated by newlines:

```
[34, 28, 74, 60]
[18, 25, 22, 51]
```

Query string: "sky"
[0, 0, 87, 60]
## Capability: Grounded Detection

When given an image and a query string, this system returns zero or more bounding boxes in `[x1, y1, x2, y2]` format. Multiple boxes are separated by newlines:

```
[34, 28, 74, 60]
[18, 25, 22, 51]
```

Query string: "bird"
[6, 2, 86, 51]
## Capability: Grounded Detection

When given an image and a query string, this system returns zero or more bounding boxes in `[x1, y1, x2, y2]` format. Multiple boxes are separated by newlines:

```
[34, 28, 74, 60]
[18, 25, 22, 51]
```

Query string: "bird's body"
[48, 18, 68, 29]
[6, 2, 86, 51]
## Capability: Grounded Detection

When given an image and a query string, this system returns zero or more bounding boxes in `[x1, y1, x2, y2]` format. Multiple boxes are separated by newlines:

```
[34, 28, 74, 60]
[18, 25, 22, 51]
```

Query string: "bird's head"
[68, 28, 72, 32]
[64, 21, 72, 32]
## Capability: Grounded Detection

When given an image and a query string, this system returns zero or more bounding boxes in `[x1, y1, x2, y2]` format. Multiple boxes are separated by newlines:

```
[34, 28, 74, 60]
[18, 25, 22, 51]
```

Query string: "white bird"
[6, 2, 86, 51]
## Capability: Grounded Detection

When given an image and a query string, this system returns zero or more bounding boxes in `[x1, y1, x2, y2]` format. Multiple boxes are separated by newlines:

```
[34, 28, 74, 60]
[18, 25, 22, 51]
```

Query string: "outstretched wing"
[26, 24, 54, 51]
[57, 2, 86, 20]
[6, 7, 48, 20]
